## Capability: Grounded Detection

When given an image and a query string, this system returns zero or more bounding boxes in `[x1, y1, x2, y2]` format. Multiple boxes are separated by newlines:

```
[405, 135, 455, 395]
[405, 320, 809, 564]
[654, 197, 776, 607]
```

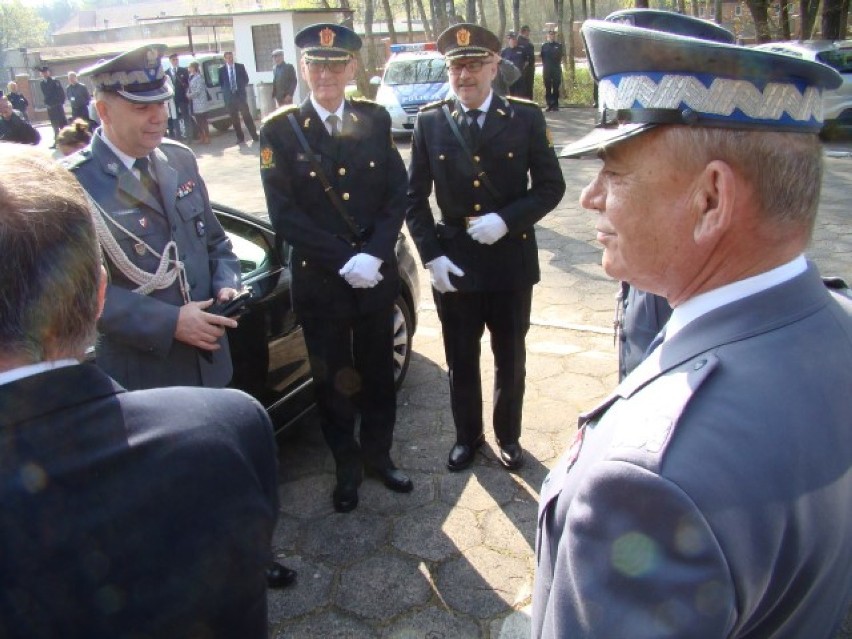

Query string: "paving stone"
[490, 606, 533, 639]
[298, 511, 389, 566]
[438, 465, 518, 511]
[482, 499, 538, 559]
[272, 610, 379, 638]
[381, 605, 481, 638]
[267, 557, 333, 622]
[392, 501, 481, 561]
[337, 554, 432, 619]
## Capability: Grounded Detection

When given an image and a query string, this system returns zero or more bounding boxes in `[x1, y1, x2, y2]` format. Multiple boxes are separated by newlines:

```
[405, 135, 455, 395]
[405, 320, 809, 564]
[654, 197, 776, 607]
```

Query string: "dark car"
[213, 203, 421, 434]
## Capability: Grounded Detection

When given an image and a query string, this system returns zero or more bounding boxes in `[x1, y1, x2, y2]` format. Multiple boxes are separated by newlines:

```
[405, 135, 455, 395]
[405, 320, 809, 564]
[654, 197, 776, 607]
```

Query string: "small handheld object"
[208, 289, 251, 318]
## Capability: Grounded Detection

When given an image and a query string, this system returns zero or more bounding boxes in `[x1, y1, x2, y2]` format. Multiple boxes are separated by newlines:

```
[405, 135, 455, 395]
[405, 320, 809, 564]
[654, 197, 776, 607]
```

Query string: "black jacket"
[40, 76, 65, 108]
[406, 95, 565, 291]
[0, 110, 40, 145]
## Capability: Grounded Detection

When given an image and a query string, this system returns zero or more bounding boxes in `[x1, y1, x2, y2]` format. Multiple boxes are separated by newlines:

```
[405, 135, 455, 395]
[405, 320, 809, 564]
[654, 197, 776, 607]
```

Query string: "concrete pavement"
[44, 108, 852, 638]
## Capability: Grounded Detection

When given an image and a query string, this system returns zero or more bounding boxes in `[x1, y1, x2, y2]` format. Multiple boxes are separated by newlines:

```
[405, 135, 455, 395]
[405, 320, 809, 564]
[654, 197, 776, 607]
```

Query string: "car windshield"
[816, 48, 852, 73]
[384, 58, 447, 85]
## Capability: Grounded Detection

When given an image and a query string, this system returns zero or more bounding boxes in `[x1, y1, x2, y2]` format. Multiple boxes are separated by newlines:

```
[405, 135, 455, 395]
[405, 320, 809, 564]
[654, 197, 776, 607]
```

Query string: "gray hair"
[665, 126, 822, 236]
[0, 144, 101, 362]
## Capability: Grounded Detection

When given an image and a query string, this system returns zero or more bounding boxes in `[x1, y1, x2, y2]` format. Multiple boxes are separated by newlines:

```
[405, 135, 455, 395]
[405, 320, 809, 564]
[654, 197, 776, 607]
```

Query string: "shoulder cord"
[84, 192, 191, 303]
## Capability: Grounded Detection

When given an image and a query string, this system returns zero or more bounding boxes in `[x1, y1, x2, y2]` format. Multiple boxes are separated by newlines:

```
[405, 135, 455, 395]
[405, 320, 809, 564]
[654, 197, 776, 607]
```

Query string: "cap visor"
[116, 84, 173, 104]
[558, 122, 656, 158]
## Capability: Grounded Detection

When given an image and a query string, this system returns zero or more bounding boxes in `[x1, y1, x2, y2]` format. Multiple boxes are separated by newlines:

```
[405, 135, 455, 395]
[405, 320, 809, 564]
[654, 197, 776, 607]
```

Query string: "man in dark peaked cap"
[259, 23, 413, 513]
[38, 65, 67, 140]
[406, 23, 565, 474]
[533, 20, 852, 638]
[68, 43, 297, 591]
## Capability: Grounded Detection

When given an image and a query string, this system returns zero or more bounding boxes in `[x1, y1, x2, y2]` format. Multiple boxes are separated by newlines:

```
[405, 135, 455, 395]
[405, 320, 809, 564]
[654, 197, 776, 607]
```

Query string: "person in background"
[165, 52, 191, 140]
[66, 71, 92, 125]
[187, 61, 211, 145]
[491, 57, 521, 96]
[517, 25, 536, 99]
[533, 20, 852, 638]
[406, 24, 565, 473]
[540, 28, 563, 111]
[218, 51, 259, 144]
[259, 23, 413, 513]
[0, 95, 40, 145]
[6, 81, 29, 121]
[39, 65, 67, 140]
[55, 118, 93, 156]
[0, 143, 279, 638]
[500, 32, 528, 98]
[271, 48, 298, 107]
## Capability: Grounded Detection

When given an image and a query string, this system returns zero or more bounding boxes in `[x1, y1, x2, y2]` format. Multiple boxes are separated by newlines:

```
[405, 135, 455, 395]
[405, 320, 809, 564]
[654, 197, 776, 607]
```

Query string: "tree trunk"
[676, 0, 686, 14]
[477, 0, 489, 28]
[690, 0, 700, 16]
[432, 0, 448, 35]
[841, 0, 850, 38]
[714, 0, 722, 22]
[780, 2, 791, 39]
[821, 0, 847, 39]
[800, 0, 819, 38]
[566, 0, 575, 90]
[362, 0, 378, 86]
[513, 0, 521, 32]
[744, 0, 772, 42]
[590, 0, 596, 18]
[416, 0, 433, 41]
[466, 0, 477, 23]
[635, 0, 649, 9]
[404, 0, 414, 43]
[497, 0, 508, 40]
[381, 0, 398, 43]
[580, 0, 588, 20]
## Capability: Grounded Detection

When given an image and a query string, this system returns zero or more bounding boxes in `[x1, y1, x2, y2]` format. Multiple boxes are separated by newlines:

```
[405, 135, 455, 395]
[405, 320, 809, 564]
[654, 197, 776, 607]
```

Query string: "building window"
[252, 24, 282, 72]
[734, 4, 743, 16]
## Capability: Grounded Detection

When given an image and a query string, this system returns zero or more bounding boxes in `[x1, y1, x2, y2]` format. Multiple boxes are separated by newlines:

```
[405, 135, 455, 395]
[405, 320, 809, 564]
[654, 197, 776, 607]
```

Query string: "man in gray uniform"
[533, 20, 852, 638]
[68, 44, 241, 391]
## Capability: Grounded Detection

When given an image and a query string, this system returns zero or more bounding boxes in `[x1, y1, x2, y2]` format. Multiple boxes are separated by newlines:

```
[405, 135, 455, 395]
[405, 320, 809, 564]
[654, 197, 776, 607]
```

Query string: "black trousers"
[433, 287, 532, 446]
[227, 97, 258, 142]
[47, 105, 67, 135]
[544, 68, 562, 109]
[300, 306, 397, 480]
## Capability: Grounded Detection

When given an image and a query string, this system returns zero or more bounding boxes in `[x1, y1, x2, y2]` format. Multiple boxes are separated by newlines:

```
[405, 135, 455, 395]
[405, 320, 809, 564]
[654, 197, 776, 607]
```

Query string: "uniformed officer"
[406, 24, 565, 473]
[500, 32, 529, 98]
[69, 43, 297, 591]
[540, 28, 563, 111]
[533, 20, 852, 637]
[259, 23, 413, 513]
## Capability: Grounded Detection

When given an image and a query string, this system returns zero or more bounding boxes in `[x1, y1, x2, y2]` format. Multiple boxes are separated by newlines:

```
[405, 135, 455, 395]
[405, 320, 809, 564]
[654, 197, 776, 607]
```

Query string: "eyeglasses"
[306, 60, 349, 74]
[447, 60, 492, 75]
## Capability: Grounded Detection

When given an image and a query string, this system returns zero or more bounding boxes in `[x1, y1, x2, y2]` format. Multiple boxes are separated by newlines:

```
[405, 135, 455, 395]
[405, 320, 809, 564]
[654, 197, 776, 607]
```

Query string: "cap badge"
[145, 48, 159, 68]
[320, 27, 336, 47]
[456, 28, 471, 46]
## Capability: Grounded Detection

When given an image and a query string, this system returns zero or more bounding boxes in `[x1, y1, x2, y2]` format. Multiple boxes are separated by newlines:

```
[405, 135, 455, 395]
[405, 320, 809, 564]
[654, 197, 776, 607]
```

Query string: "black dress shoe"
[266, 561, 297, 589]
[498, 442, 524, 470]
[367, 466, 413, 493]
[447, 435, 485, 472]
[333, 481, 359, 513]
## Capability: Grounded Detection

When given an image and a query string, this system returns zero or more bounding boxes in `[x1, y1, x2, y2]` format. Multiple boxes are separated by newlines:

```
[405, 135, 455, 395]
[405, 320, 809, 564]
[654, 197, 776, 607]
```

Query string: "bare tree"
[467, 0, 477, 22]
[690, 0, 700, 16]
[821, 0, 849, 39]
[580, 0, 588, 20]
[477, 0, 489, 28]
[416, 0, 433, 41]
[513, 0, 521, 32]
[403, 0, 415, 42]
[744, 0, 772, 42]
[497, 0, 508, 40]
[780, 2, 792, 39]
[799, 0, 820, 38]
[381, 0, 398, 43]
[635, 0, 649, 9]
[714, 0, 722, 22]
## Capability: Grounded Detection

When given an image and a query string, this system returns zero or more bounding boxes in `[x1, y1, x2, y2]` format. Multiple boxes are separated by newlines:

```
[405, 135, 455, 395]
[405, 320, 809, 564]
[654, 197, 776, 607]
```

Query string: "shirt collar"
[310, 95, 345, 123]
[98, 129, 138, 173]
[460, 91, 494, 118]
[0, 359, 79, 387]
[666, 254, 808, 341]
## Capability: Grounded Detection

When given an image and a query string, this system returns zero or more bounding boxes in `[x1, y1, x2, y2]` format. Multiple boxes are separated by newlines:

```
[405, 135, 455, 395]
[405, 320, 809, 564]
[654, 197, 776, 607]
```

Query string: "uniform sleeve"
[98, 285, 181, 357]
[497, 107, 565, 235]
[259, 117, 355, 272]
[404, 113, 443, 265]
[198, 170, 241, 295]
[538, 461, 736, 638]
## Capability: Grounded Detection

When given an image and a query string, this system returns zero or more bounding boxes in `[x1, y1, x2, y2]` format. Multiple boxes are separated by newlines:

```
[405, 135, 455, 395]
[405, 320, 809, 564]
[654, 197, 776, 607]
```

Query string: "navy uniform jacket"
[533, 265, 852, 638]
[40, 76, 65, 108]
[259, 98, 407, 318]
[0, 363, 278, 638]
[406, 95, 565, 291]
[0, 109, 40, 145]
[540, 41, 564, 73]
[68, 134, 240, 390]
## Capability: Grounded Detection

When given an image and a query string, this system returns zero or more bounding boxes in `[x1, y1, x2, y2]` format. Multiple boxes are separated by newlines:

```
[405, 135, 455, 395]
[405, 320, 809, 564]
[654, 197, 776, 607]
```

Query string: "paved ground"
[44, 109, 852, 637]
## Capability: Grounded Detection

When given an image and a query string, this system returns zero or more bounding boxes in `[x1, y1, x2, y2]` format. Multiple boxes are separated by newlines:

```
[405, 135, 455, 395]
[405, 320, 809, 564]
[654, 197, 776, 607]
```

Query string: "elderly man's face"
[301, 56, 354, 110]
[447, 55, 497, 110]
[97, 94, 167, 158]
[580, 128, 701, 296]
[0, 97, 13, 119]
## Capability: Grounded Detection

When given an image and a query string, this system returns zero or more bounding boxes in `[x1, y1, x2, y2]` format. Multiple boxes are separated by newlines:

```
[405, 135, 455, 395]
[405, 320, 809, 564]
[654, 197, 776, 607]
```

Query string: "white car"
[751, 40, 852, 137]
[370, 43, 450, 135]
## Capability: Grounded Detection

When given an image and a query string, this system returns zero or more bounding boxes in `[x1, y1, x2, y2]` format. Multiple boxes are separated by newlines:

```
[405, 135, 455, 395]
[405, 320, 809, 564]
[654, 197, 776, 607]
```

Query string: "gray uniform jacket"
[68, 135, 240, 390]
[533, 264, 852, 638]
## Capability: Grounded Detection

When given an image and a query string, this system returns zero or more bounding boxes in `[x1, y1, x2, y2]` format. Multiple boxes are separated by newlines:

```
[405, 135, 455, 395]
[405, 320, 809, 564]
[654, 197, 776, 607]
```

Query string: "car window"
[217, 214, 272, 278]
[204, 61, 222, 87]
[817, 49, 852, 73]
[384, 58, 448, 85]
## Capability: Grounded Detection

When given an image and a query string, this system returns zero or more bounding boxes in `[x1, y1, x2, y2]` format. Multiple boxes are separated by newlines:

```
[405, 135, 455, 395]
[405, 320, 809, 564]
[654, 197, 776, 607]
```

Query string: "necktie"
[467, 108, 482, 145]
[134, 157, 160, 204]
[229, 66, 236, 88]
[326, 114, 340, 137]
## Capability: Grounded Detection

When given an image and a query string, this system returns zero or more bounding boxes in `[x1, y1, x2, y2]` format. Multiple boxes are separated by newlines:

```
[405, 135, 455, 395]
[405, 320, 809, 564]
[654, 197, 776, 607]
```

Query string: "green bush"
[532, 65, 595, 106]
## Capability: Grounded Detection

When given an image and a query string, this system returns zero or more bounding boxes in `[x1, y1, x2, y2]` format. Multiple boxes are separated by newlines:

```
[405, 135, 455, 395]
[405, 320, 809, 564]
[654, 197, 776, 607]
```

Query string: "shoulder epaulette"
[262, 103, 299, 126]
[61, 148, 93, 171]
[420, 97, 452, 112]
[350, 96, 381, 108]
[506, 95, 538, 107]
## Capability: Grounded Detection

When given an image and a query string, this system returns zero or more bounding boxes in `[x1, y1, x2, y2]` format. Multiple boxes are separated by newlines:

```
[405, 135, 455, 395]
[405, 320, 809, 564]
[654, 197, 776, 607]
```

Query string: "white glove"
[467, 212, 508, 245]
[339, 253, 384, 288]
[427, 255, 465, 294]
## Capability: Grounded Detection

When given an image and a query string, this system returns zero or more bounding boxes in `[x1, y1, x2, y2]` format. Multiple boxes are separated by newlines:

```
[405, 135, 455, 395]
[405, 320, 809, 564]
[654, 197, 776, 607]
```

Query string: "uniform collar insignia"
[177, 180, 195, 198]
[106, 162, 119, 175]
[303, 116, 311, 128]
[496, 108, 506, 116]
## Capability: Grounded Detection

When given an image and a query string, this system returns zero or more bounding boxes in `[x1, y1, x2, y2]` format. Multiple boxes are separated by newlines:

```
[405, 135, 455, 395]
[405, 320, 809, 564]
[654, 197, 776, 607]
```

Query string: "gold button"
[309, 171, 316, 177]
[508, 152, 514, 158]
[473, 155, 480, 162]
[474, 204, 481, 212]
[473, 180, 480, 188]
[301, 260, 307, 267]
[343, 193, 350, 201]
[439, 154, 445, 160]
[522, 233, 527, 239]
[338, 168, 346, 176]
[369, 161, 375, 167]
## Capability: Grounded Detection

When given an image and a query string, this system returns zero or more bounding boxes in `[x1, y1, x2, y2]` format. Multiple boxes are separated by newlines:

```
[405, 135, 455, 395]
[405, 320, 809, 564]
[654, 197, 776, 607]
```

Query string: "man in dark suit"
[533, 20, 852, 638]
[499, 32, 528, 98]
[406, 24, 565, 473]
[259, 23, 413, 513]
[271, 48, 298, 107]
[0, 143, 278, 638]
[219, 50, 258, 143]
[517, 25, 536, 99]
[165, 52, 191, 140]
[38, 65, 67, 138]
[540, 28, 563, 111]
[0, 94, 40, 144]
